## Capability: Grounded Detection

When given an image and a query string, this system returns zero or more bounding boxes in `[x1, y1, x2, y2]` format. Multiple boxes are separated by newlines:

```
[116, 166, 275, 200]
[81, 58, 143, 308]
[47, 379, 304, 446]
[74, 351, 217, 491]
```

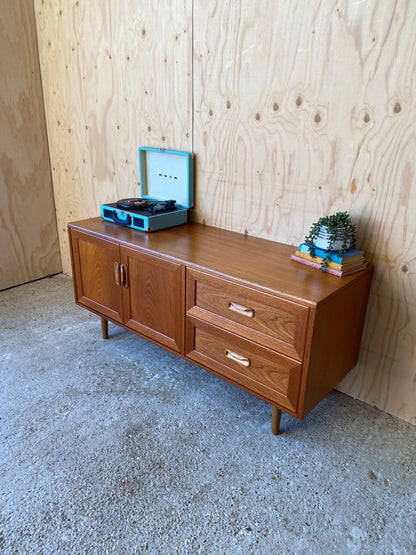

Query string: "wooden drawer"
[186, 316, 302, 412]
[186, 269, 309, 361]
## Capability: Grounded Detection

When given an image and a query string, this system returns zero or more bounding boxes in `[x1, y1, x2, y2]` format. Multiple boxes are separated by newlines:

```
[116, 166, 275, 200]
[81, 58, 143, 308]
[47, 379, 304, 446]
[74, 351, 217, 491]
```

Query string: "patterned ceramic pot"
[313, 227, 351, 251]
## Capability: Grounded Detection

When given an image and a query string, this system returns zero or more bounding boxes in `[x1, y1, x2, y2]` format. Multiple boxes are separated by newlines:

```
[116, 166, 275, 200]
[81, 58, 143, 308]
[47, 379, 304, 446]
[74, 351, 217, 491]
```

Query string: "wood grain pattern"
[69, 217, 374, 424]
[187, 316, 302, 413]
[36, 1, 415, 423]
[0, 0, 61, 290]
[34, 0, 192, 275]
[186, 267, 309, 360]
[70, 229, 124, 323]
[193, 0, 416, 424]
[122, 247, 184, 353]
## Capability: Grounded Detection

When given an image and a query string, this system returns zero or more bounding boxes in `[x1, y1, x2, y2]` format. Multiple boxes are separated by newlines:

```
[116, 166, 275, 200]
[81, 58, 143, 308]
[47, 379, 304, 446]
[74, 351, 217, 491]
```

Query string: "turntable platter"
[116, 198, 150, 210]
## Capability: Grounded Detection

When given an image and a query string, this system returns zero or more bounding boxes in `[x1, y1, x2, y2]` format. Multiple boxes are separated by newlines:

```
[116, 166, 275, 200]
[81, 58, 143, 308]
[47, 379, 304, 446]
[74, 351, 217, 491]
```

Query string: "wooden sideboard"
[68, 218, 373, 434]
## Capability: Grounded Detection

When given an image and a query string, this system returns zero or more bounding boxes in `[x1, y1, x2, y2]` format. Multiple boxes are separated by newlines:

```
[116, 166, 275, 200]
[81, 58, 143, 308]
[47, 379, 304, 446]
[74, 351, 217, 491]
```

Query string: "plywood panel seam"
[32, 0, 62, 271]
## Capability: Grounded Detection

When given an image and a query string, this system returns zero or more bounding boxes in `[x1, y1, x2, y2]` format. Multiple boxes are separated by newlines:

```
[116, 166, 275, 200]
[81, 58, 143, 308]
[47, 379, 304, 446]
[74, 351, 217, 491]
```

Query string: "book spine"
[298, 243, 363, 263]
[295, 250, 364, 270]
[291, 254, 342, 275]
[295, 250, 343, 270]
[291, 254, 366, 276]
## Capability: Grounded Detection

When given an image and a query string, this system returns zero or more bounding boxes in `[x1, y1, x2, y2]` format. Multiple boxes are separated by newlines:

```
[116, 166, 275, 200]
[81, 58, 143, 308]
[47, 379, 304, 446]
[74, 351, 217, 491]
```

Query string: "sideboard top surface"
[68, 218, 373, 307]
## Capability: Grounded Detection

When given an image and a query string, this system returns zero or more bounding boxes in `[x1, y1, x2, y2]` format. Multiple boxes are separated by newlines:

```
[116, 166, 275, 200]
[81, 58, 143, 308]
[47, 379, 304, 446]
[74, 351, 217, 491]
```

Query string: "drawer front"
[186, 316, 301, 413]
[186, 269, 309, 361]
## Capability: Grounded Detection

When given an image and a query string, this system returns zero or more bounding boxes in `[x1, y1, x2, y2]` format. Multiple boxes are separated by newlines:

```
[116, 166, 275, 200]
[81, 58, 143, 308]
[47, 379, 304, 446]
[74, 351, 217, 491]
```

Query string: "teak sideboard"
[68, 218, 374, 434]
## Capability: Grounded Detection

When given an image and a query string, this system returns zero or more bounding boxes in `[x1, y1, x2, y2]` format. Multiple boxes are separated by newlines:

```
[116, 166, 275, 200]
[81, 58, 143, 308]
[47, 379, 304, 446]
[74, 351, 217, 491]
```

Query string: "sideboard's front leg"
[271, 406, 282, 435]
[101, 317, 109, 339]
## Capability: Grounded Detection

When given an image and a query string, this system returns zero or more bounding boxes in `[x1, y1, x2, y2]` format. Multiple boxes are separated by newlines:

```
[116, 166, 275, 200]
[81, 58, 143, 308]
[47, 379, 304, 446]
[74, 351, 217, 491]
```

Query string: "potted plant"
[304, 211, 357, 270]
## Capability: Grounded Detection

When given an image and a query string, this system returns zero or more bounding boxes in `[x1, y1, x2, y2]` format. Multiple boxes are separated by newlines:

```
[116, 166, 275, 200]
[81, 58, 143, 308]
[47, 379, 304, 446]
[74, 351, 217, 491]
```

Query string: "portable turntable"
[101, 147, 194, 232]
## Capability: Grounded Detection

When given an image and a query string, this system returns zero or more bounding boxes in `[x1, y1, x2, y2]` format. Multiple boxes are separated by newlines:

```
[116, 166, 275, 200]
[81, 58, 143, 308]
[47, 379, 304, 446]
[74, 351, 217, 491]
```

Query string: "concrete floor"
[0, 274, 415, 554]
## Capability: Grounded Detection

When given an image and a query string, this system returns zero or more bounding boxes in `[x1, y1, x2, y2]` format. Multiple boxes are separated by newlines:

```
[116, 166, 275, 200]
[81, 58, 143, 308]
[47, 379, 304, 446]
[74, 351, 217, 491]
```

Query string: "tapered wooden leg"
[271, 406, 281, 435]
[101, 317, 109, 339]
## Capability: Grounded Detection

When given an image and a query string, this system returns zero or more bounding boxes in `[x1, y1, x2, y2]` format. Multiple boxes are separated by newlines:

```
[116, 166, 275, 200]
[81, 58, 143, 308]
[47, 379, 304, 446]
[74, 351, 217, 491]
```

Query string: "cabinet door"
[121, 247, 184, 353]
[70, 230, 123, 323]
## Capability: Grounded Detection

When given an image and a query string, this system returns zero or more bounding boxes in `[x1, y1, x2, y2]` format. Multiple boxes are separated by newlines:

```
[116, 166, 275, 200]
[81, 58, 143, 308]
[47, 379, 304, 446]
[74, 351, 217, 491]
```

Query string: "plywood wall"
[0, 0, 61, 290]
[35, 0, 415, 424]
[193, 0, 416, 425]
[34, 0, 192, 276]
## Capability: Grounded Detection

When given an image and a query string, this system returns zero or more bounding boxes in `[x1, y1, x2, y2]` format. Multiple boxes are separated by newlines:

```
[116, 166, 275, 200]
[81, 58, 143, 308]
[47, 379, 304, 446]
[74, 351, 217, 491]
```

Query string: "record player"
[101, 147, 194, 232]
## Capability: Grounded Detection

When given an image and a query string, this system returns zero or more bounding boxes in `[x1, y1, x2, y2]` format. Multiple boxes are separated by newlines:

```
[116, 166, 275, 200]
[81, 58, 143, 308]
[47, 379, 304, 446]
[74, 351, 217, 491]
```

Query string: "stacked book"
[291, 243, 367, 277]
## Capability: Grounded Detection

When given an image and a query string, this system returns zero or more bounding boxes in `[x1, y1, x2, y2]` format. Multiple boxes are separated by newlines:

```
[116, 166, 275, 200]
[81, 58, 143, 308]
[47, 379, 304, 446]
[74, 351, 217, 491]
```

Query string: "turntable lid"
[138, 147, 194, 208]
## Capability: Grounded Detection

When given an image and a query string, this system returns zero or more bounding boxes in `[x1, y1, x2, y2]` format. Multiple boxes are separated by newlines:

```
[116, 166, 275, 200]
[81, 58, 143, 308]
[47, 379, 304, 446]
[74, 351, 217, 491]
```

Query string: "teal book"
[298, 243, 364, 264]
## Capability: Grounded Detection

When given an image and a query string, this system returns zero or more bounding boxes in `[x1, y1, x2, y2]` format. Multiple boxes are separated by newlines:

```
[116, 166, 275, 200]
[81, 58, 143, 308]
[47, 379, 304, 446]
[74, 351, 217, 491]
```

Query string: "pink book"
[291, 254, 367, 276]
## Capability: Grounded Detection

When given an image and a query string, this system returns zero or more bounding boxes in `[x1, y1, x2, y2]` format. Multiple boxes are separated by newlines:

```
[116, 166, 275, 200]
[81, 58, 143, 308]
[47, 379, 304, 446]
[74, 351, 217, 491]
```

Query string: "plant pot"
[313, 226, 351, 251]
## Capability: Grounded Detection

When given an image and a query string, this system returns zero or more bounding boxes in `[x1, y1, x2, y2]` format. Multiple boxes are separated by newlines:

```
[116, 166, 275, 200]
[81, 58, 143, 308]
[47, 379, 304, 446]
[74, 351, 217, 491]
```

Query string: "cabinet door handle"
[114, 261, 120, 286]
[120, 264, 128, 288]
[228, 301, 255, 318]
[225, 349, 251, 367]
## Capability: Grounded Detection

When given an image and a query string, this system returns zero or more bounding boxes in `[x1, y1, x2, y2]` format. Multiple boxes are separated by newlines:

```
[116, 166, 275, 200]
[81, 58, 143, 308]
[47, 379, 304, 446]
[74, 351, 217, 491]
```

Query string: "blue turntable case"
[100, 147, 194, 232]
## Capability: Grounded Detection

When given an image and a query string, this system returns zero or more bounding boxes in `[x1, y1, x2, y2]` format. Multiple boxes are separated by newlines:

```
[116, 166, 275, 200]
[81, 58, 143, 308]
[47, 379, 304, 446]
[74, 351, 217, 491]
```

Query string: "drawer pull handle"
[114, 261, 120, 286]
[229, 302, 255, 318]
[120, 264, 128, 288]
[226, 349, 251, 367]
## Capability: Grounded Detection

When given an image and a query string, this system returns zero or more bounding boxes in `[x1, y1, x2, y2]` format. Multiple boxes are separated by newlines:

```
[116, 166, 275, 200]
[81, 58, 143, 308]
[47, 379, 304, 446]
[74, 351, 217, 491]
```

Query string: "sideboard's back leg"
[101, 317, 109, 339]
[271, 406, 282, 435]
